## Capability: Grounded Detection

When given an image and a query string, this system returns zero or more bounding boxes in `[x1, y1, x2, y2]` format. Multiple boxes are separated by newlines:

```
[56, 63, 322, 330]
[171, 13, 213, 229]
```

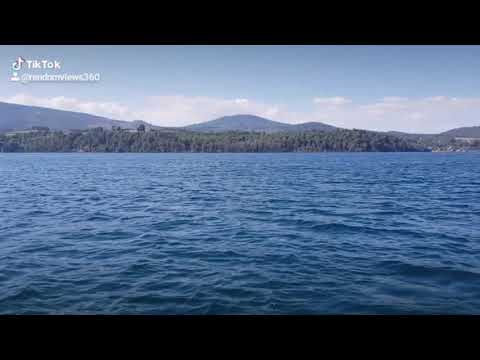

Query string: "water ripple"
[0, 152, 479, 314]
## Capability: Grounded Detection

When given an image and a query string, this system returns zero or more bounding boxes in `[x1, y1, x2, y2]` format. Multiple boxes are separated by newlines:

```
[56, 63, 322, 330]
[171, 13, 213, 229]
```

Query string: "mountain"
[185, 114, 292, 133]
[1, 101, 478, 142]
[385, 126, 480, 151]
[2, 103, 333, 134]
[0, 101, 143, 132]
[185, 114, 337, 133]
[388, 126, 480, 140]
[290, 122, 338, 132]
[439, 126, 480, 138]
[386, 131, 439, 141]
[387, 126, 480, 145]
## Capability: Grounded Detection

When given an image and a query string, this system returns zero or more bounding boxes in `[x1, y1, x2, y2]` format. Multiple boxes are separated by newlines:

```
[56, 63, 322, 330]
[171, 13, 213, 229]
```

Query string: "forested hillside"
[0, 127, 428, 152]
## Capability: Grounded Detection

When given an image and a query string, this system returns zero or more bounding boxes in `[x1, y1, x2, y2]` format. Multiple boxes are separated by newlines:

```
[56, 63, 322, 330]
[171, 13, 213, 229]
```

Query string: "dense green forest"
[0, 127, 430, 152]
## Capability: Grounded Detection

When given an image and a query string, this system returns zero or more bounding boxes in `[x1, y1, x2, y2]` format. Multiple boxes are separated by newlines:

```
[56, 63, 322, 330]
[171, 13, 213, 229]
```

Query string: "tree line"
[0, 127, 429, 153]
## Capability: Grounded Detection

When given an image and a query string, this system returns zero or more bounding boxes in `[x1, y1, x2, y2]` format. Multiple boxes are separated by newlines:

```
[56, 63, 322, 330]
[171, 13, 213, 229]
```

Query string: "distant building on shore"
[31, 126, 50, 132]
[455, 137, 480, 144]
[5, 126, 50, 136]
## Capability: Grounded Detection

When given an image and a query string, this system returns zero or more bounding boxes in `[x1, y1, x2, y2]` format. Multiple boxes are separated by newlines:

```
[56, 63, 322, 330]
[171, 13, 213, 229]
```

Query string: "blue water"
[0, 153, 479, 314]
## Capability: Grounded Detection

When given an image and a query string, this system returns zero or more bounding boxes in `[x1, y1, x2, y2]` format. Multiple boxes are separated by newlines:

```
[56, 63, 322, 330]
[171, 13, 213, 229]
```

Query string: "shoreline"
[3, 151, 478, 154]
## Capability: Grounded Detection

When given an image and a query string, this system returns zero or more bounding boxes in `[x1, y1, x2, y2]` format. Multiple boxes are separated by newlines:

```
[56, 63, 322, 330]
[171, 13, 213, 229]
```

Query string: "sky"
[1, 45, 479, 133]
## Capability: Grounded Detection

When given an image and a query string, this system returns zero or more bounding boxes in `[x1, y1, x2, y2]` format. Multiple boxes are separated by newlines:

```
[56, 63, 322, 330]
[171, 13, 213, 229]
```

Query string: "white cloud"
[360, 101, 408, 116]
[0, 94, 283, 127]
[409, 112, 425, 120]
[313, 97, 352, 106]
[426, 96, 448, 102]
[2, 94, 135, 120]
[2, 93, 480, 133]
[382, 97, 408, 102]
[330, 97, 480, 133]
[135, 95, 284, 127]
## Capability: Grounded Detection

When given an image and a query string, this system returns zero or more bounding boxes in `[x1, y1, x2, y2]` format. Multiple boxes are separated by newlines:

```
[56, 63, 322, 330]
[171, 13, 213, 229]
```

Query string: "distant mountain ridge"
[440, 126, 480, 138]
[0, 102, 479, 142]
[0, 101, 138, 132]
[0, 101, 180, 133]
[185, 114, 338, 133]
[290, 121, 338, 132]
[0, 103, 338, 134]
[186, 114, 291, 133]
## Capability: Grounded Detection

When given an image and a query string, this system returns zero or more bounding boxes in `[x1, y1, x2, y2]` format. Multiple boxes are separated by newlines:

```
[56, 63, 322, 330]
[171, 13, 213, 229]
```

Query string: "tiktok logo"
[12, 57, 25, 71]
[10, 57, 25, 82]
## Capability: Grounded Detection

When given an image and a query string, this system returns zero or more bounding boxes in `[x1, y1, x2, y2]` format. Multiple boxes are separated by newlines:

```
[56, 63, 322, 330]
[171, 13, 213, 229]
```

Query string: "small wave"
[378, 260, 480, 282]
[0, 286, 42, 303]
[282, 220, 470, 243]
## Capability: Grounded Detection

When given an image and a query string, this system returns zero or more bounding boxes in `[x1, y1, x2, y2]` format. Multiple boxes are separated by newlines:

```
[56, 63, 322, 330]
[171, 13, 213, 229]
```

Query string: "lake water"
[0, 153, 479, 314]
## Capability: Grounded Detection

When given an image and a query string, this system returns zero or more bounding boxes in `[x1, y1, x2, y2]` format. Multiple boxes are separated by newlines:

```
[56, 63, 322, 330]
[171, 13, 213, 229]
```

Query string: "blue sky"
[1, 45, 479, 133]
